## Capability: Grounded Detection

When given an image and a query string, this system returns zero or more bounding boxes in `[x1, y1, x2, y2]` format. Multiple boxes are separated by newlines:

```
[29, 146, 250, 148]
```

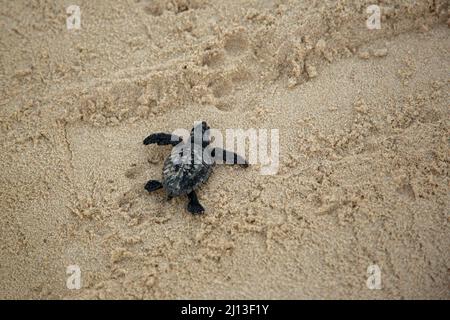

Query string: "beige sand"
[0, 0, 449, 299]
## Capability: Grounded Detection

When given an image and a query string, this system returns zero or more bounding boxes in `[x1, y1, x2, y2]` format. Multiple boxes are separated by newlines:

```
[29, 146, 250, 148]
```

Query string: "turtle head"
[190, 121, 211, 147]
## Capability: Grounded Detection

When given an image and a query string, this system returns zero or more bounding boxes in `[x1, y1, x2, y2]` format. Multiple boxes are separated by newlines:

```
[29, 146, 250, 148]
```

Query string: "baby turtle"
[143, 121, 248, 214]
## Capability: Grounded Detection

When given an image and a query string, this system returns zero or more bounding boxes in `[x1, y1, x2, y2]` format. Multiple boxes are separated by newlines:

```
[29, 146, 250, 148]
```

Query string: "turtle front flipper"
[143, 133, 182, 146]
[212, 147, 249, 167]
[145, 180, 163, 192]
[187, 191, 204, 214]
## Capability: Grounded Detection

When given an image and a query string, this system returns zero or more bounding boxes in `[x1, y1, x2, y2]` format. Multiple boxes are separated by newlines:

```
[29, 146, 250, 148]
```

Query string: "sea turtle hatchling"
[143, 121, 249, 214]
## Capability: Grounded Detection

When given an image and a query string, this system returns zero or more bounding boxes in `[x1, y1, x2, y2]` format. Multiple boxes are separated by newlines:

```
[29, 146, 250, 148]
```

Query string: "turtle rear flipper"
[187, 191, 204, 214]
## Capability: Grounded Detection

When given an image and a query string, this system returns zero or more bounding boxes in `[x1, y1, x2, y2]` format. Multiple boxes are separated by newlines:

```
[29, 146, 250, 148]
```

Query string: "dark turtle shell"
[162, 143, 213, 196]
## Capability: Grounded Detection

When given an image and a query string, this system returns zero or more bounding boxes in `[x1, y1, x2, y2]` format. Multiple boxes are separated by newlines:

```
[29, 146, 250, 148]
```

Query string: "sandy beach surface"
[1, 0, 449, 299]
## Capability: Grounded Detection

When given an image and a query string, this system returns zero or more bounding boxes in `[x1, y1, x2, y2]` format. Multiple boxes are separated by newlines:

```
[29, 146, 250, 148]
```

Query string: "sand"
[0, 0, 449, 299]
